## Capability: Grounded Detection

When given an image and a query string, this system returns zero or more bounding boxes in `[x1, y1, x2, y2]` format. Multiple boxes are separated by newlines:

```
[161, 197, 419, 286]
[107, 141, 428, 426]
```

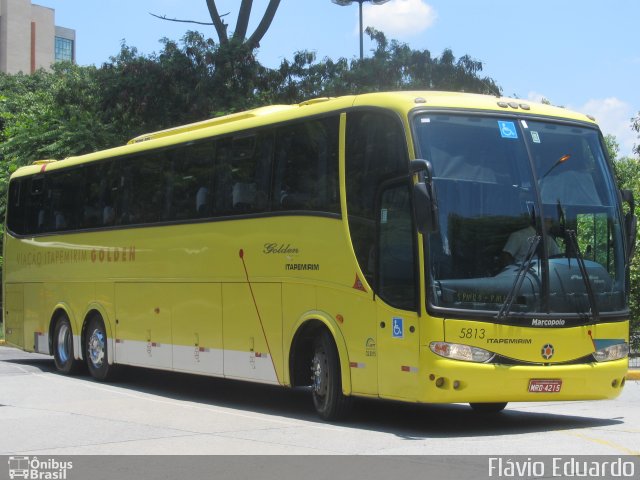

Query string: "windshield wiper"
[556, 199, 600, 322]
[565, 229, 600, 323]
[497, 234, 541, 321]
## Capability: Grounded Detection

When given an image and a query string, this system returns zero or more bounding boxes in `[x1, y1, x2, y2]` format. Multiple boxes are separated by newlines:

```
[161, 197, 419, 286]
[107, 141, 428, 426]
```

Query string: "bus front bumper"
[419, 357, 628, 404]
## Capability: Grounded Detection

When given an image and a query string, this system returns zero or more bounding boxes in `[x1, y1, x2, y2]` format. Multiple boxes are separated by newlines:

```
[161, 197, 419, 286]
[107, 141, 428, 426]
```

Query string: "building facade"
[0, 0, 75, 74]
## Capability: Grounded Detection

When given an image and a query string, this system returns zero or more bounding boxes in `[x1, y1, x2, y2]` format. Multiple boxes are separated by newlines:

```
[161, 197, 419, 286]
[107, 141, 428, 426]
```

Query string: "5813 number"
[459, 328, 485, 339]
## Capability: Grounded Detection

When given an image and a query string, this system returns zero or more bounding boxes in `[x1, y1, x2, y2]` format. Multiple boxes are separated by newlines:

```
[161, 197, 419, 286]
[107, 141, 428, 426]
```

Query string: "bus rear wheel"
[469, 402, 508, 413]
[310, 330, 352, 421]
[52, 314, 82, 374]
[85, 314, 117, 381]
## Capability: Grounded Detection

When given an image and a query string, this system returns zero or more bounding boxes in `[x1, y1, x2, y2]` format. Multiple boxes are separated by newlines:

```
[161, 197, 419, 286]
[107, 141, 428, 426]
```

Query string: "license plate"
[528, 379, 562, 393]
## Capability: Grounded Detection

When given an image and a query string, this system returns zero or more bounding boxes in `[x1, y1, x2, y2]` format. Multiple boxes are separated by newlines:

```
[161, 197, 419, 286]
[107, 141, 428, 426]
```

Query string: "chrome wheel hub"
[311, 352, 327, 396]
[88, 328, 105, 368]
[56, 323, 71, 363]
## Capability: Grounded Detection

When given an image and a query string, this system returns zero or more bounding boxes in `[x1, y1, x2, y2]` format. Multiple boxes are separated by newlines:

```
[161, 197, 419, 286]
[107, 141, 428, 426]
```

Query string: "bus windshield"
[414, 113, 627, 319]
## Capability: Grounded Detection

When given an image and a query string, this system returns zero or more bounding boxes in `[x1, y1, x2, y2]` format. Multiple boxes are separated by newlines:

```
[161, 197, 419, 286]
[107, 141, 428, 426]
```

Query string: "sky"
[34, 0, 640, 157]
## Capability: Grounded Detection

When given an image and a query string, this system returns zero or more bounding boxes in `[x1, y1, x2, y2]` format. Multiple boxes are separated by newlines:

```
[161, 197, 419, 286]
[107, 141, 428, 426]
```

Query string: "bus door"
[375, 181, 421, 400]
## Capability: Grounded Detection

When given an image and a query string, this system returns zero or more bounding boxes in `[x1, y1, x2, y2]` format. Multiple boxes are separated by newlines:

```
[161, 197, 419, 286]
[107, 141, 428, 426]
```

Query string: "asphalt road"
[1, 345, 639, 456]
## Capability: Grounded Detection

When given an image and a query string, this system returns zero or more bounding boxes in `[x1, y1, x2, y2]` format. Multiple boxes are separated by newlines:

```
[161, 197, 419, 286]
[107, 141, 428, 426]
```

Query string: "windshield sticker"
[498, 121, 518, 139]
[520, 120, 529, 129]
[421, 117, 431, 123]
[531, 131, 541, 143]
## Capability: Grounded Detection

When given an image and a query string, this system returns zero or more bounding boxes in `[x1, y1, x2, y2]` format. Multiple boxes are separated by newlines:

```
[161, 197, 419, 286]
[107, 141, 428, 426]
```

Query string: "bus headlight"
[429, 342, 495, 363]
[593, 342, 629, 362]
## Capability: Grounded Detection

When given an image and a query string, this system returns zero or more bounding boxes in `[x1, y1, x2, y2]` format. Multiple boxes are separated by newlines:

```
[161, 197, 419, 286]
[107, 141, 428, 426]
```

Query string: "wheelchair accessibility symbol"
[498, 120, 518, 139]
[392, 317, 404, 339]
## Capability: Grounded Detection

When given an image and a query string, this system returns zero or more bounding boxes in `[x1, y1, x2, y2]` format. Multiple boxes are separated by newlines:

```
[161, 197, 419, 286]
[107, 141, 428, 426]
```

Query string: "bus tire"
[85, 314, 117, 381]
[310, 330, 352, 421]
[470, 402, 508, 413]
[52, 313, 82, 375]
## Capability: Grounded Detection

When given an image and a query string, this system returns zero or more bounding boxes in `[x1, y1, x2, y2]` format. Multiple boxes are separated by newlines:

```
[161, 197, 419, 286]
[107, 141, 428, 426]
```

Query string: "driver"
[500, 218, 560, 266]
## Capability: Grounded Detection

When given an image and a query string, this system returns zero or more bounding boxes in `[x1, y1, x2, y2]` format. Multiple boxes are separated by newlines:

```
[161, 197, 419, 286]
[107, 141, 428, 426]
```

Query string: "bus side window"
[273, 116, 339, 213]
[44, 169, 84, 232]
[165, 141, 216, 220]
[213, 138, 234, 215]
[378, 182, 417, 310]
[119, 155, 166, 225]
[24, 177, 45, 234]
[346, 111, 409, 285]
[215, 132, 273, 216]
[84, 162, 117, 228]
[7, 179, 24, 234]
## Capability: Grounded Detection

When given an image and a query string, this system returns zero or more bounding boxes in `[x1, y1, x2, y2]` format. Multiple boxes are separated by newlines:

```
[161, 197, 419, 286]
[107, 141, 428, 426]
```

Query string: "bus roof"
[126, 104, 299, 144]
[12, 91, 598, 179]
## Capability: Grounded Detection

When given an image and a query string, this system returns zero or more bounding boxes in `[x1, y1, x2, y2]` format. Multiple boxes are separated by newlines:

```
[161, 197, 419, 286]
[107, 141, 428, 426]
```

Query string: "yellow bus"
[3, 92, 637, 420]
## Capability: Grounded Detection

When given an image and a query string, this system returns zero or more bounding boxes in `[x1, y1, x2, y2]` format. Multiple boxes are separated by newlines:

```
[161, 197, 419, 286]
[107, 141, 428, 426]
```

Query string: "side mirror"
[626, 214, 637, 261]
[621, 189, 637, 261]
[410, 159, 432, 180]
[411, 159, 439, 234]
[621, 189, 635, 214]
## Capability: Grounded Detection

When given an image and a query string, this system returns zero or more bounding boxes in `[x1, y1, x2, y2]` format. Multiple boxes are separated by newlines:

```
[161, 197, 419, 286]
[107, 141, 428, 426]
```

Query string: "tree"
[206, 0, 281, 49]
[151, 1, 281, 99]
[604, 134, 620, 161]
[633, 113, 640, 156]
[0, 64, 117, 171]
[153, 0, 281, 51]
[268, 28, 500, 104]
[97, 34, 223, 140]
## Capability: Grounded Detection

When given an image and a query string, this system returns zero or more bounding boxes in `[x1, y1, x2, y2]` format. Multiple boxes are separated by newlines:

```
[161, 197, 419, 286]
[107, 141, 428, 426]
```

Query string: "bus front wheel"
[310, 330, 352, 421]
[85, 314, 117, 381]
[52, 313, 82, 374]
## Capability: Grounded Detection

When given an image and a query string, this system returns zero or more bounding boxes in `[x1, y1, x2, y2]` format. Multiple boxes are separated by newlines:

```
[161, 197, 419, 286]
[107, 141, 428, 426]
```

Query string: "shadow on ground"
[0, 346, 623, 440]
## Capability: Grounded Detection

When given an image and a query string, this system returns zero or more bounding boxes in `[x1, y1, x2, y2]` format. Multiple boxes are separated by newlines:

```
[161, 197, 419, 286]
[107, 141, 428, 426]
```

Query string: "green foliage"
[604, 134, 619, 161]
[97, 37, 218, 139]
[267, 28, 500, 103]
[632, 113, 640, 157]
[1, 64, 119, 167]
